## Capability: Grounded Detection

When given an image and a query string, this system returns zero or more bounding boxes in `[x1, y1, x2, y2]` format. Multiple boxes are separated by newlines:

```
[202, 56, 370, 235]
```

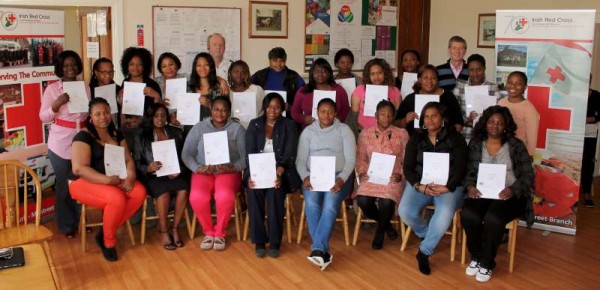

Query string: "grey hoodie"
[296, 118, 356, 182]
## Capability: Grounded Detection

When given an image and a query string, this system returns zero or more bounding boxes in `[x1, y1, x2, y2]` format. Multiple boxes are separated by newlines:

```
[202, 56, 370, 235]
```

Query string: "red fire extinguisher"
[137, 25, 144, 47]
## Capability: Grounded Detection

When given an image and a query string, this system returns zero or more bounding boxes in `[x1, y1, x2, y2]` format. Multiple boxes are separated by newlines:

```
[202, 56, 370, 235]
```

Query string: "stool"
[400, 205, 459, 261]
[243, 192, 296, 243]
[352, 207, 405, 246]
[79, 202, 135, 252]
[140, 198, 193, 244]
[461, 219, 519, 272]
[296, 198, 350, 246]
[190, 192, 244, 240]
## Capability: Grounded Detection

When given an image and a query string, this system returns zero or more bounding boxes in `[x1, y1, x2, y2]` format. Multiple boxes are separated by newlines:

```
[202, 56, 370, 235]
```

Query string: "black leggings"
[356, 195, 396, 229]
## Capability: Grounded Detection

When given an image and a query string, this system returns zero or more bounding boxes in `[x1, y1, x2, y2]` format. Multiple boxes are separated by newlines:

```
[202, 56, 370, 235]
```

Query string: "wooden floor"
[46, 193, 600, 290]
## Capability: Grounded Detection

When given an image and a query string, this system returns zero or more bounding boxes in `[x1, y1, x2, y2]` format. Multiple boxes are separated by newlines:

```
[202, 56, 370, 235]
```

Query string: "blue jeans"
[303, 175, 353, 253]
[398, 183, 464, 256]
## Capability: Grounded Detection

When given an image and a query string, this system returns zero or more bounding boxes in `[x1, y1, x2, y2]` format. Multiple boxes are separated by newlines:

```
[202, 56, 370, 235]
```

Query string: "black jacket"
[132, 125, 186, 183]
[244, 115, 300, 193]
[403, 127, 467, 191]
[251, 66, 302, 110]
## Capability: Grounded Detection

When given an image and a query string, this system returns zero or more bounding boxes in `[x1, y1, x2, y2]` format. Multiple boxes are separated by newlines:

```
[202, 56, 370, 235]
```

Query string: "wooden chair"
[296, 197, 350, 246]
[352, 207, 405, 246]
[139, 198, 193, 244]
[0, 160, 59, 289]
[190, 192, 244, 241]
[79, 203, 136, 252]
[242, 192, 296, 243]
[400, 205, 460, 261]
[461, 219, 519, 273]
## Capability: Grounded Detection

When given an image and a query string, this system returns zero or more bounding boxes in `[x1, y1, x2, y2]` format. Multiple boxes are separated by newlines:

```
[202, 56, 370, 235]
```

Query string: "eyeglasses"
[96, 70, 115, 75]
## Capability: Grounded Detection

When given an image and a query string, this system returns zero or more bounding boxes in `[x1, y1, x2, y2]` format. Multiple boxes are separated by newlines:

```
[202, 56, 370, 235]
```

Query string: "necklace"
[267, 122, 275, 127]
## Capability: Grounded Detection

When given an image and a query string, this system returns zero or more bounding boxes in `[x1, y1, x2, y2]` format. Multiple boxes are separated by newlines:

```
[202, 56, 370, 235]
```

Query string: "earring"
[442, 121, 445, 128]
[422, 124, 427, 130]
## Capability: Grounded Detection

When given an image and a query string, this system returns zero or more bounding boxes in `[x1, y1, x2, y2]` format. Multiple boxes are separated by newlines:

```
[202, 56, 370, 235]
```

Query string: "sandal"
[159, 230, 176, 251]
[171, 227, 184, 248]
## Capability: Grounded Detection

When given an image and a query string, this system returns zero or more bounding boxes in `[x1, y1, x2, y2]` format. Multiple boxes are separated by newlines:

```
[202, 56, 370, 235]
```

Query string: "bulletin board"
[152, 6, 241, 77]
[304, 0, 398, 72]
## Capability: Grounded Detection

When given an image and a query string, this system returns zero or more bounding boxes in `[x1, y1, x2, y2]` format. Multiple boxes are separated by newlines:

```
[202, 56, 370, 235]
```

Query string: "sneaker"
[585, 199, 595, 208]
[213, 237, 226, 251]
[416, 250, 431, 275]
[465, 260, 480, 276]
[307, 250, 325, 267]
[200, 236, 214, 250]
[320, 252, 333, 271]
[255, 244, 266, 258]
[476, 267, 493, 282]
[268, 248, 280, 258]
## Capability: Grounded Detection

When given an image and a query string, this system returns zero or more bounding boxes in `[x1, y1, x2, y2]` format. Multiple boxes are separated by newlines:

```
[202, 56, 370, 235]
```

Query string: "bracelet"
[424, 185, 429, 194]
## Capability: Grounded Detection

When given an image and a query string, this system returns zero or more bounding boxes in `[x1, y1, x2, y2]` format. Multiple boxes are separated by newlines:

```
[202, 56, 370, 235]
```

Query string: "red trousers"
[69, 179, 146, 247]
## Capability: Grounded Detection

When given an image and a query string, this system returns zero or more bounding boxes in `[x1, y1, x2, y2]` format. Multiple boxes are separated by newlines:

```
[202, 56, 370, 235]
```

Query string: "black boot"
[385, 223, 398, 241]
[95, 228, 118, 262]
[372, 225, 385, 250]
[416, 250, 431, 275]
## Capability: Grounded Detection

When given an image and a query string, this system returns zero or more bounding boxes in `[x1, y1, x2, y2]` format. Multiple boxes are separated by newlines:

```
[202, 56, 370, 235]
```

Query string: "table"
[1, 243, 56, 290]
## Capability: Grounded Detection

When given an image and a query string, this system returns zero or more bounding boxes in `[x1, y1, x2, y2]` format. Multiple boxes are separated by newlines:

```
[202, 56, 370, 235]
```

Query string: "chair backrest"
[0, 160, 43, 229]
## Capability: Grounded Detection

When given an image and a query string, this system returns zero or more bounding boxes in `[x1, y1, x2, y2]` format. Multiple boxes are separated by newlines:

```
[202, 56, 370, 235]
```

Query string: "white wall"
[122, 0, 305, 75]
[429, 0, 600, 85]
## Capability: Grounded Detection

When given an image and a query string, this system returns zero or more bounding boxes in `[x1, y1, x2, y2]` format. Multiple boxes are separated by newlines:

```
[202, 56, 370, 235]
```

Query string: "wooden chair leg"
[296, 200, 306, 244]
[43, 240, 61, 290]
[509, 220, 518, 273]
[399, 217, 406, 245]
[127, 219, 135, 246]
[285, 194, 292, 243]
[80, 204, 87, 252]
[184, 208, 193, 240]
[461, 230, 467, 265]
[450, 211, 458, 261]
[243, 208, 250, 241]
[341, 200, 350, 246]
[352, 208, 364, 246]
[140, 198, 148, 244]
[400, 226, 412, 251]
[234, 195, 241, 241]
[191, 215, 197, 239]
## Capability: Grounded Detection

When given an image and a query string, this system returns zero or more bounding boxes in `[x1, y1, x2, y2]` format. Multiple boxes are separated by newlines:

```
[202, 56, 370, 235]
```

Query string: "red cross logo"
[518, 18, 528, 27]
[4, 82, 47, 147]
[546, 66, 566, 84]
[527, 86, 571, 149]
[7, 13, 16, 23]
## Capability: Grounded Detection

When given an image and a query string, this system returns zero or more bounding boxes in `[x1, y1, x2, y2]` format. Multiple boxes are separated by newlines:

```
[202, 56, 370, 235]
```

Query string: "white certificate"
[104, 144, 127, 179]
[151, 139, 181, 177]
[335, 78, 356, 104]
[367, 152, 396, 185]
[465, 86, 495, 114]
[265, 90, 287, 116]
[248, 152, 277, 189]
[165, 78, 187, 109]
[401, 72, 418, 98]
[476, 163, 507, 200]
[94, 84, 118, 114]
[232, 92, 257, 128]
[421, 152, 449, 185]
[177, 93, 201, 125]
[364, 84, 389, 117]
[312, 90, 336, 119]
[63, 81, 88, 113]
[414, 94, 440, 128]
[203, 131, 230, 165]
[122, 81, 146, 116]
[310, 156, 336, 192]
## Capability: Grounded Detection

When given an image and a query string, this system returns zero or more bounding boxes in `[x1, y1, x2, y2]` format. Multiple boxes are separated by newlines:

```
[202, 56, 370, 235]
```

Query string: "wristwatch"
[414, 182, 422, 191]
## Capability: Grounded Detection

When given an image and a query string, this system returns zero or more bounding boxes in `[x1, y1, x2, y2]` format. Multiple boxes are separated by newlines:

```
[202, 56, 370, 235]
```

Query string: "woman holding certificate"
[90, 58, 121, 127]
[69, 98, 147, 261]
[350, 58, 401, 130]
[399, 102, 467, 275]
[291, 58, 349, 130]
[132, 103, 189, 250]
[39, 50, 89, 239]
[245, 93, 300, 258]
[296, 98, 356, 270]
[228, 60, 265, 119]
[395, 64, 463, 136]
[355, 100, 409, 250]
[187, 52, 229, 123]
[461, 106, 534, 283]
[182, 96, 246, 251]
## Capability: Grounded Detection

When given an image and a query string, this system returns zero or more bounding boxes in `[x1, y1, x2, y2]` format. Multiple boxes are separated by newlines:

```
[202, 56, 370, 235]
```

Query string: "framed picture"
[477, 13, 496, 48]
[249, 1, 288, 38]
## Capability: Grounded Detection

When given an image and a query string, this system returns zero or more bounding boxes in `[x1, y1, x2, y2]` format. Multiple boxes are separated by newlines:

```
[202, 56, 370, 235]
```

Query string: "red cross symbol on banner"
[4, 83, 46, 146]
[527, 86, 571, 149]
[518, 18, 528, 27]
[8, 13, 16, 23]
[546, 66, 566, 84]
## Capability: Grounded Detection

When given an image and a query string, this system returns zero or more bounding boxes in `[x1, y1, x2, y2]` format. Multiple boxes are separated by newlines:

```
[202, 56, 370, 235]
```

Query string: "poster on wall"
[0, 7, 65, 190]
[305, 0, 397, 72]
[495, 10, 596, 235]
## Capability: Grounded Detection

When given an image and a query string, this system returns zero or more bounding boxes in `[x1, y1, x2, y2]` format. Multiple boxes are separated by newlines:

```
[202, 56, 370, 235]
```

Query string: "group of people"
[38, 33, 597, 283]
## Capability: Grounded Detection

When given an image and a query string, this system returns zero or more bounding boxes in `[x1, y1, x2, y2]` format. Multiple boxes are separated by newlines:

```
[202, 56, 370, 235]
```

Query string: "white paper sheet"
[63, 81, 88, 113]
[364, 84, 389, 117]
[585, 123, 598, 138]
[421, 152, 449, 185]
[165, 78, 187, 109]
[312, 90, 336, 119]
[203, 131, 230, 165]
[122, 81, 146, 116]
[400, 72, 418, 98]
[104, 144, 127, 179]
[232, 92, 258, 128]
[177, 93, 201, 125]
[465, 85, 493, 113]
[248, 152, 277, 189]
[94, 84, 118, 114]
[310, 156, 336, 192]
[476, 163, 507, 200]
[367, 152, 396, 185]
[264, 90, 287, 117]
[335, 78, 356, 104]
[151, 139, 181, 177]
[414, 94, 440, 128]
[86, 42, 99, 59]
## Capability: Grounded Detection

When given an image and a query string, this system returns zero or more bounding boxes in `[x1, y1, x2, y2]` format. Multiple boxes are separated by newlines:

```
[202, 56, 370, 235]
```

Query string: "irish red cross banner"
[0, 7, 65, 190]
[496, 10, 596, 235]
